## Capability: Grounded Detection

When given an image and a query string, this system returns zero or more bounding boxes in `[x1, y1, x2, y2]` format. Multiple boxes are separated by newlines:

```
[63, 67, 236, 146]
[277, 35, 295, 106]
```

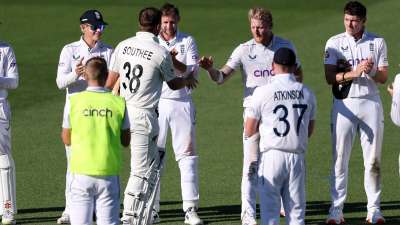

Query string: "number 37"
[273, 104, 308, 137]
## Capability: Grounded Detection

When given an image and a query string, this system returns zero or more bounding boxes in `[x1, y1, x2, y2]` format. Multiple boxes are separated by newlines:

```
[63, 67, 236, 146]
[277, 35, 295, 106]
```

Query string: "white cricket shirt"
[158, 31, 199, 100]
[56, 37, 113, 98]
[390, 74, 400, 126]
[226, 36, 300, 107]
[110, 32, 176, 109]
[247, 74, 316, 153]
[324, 31, 388, 98]
[0, 42, 18, 100]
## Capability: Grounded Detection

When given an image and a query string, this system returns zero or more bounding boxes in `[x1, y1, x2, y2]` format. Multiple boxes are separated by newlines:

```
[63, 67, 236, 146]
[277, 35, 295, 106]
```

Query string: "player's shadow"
[14, 201, 400, 224]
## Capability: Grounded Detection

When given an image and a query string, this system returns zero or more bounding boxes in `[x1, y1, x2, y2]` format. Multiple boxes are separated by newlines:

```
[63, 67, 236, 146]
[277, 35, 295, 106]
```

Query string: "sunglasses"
[87, 24, 106, 32]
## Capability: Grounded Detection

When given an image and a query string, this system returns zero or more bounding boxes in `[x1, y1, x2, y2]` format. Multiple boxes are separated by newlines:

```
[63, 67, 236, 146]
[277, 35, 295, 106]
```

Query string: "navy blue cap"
[273, 47, 296, 66]
[80, 10, 108, 26]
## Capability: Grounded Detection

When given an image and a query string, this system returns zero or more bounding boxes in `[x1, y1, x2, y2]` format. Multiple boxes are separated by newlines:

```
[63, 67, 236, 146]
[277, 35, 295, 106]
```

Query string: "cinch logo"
[83, 107, 113, 117]
[254, 68, 274, 77]
[347, 58, 367, 67]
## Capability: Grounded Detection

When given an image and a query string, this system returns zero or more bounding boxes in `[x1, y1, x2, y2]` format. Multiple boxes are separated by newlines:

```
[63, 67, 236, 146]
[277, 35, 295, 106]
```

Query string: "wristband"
[342, 72, 346, 82]
[216, 71, 224, 84]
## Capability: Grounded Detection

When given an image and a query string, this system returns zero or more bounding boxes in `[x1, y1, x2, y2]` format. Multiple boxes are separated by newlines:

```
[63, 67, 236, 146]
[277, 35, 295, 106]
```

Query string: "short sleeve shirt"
[324, 31, 388, 97]
[158, 31, 199, 99]
[226, 36, 300, 107]
[248, 74, 316, 153]
[110, 32, 176, 109]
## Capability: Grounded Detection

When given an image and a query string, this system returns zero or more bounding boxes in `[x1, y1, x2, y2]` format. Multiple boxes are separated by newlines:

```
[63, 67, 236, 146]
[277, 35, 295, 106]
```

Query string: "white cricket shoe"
[56, 213, 70, 224]
[151, 209, 161, 224]
[326, 207, 344, 224]
[366, 209, 385, 224]
[2, 211, 16, 225]
[184, 207, 203, 225]
[241, 212, 257, 225]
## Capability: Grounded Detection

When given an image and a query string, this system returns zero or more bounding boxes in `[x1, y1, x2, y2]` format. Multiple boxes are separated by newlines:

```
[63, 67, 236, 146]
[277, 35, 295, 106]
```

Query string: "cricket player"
[56, 9, 113, 224]
[105, 7, 197, 225]
[0, 41, 18, 225]
[62, 57, 130, 225]
[150, 3, 202, 224]
[324, 1, 388, 224]
[387, 75, 400, 176]
[199, 7, 302, 225]
[245, 47, 316, 225]
[388, 76, 400, 126]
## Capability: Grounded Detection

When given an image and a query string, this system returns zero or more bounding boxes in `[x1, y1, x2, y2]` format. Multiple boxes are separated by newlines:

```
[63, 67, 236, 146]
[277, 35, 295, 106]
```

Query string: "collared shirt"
[226, 35, 300, 107]
[158, 31, 199, 100]
[247, 73, 316, 154]
[110, 32, 176, 109]
[63, 86, 130, 129]
[56, 37, 113, 97]
[0, 41, 18, 99]
[324, 31, 388, 98]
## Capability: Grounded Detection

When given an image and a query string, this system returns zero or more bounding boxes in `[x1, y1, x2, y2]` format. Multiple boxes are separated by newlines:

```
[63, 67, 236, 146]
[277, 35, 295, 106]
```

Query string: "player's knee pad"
[123, 156, 163, 225]
[178, 156, 198, 181]
[0, 154, 16, 215]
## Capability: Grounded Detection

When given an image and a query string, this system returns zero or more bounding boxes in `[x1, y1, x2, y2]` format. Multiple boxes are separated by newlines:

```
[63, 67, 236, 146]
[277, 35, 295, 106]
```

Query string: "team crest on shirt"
[180, 45, 185, 54]
[248, 54, 257, 60]
[72, 54, 80, 60]
[341, 46, 349, 52]
[369, 43, 374, 52]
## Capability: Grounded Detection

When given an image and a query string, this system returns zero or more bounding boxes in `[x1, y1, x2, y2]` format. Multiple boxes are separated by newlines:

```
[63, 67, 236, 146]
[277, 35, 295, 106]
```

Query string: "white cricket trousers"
[69, 174, 120, 225]
[330, 96, 383, 211]
[155, 98, 199, 212]
[241, 107, 259, 219]
[123, 107, 159, 219]
[258, 150, 306, 225]
[0, 99, 17, 215]
[62, 102, 72, 216]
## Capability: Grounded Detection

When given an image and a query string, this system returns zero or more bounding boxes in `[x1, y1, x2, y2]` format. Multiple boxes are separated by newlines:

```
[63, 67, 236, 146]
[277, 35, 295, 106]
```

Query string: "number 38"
[122, 62, 143, 94]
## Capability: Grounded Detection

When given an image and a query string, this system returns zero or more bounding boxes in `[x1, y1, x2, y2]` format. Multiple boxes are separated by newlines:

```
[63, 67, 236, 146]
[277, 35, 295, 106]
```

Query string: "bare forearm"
[172, 57, 187, 74]
[372, 68, 388, 84]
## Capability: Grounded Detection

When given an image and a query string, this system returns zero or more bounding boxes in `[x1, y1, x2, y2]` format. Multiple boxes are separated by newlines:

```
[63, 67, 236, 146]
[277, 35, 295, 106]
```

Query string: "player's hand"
[170, 49, 178, 58]
[354, 60, 369, 78]
[112, 77, 120, 96]
[387, 83, 394, 96]
[199, 56, 213, 71]
[75, 57, 85, 77]
[185, 71, 198, 89]
[364, 56, 374, 74]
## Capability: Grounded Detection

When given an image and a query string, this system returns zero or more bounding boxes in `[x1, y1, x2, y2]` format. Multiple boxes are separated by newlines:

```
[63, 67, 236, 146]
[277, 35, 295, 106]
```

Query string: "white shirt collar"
[79, 37, 102, 52]
[272, 73, 296, 81]
[252, 34, 275, 49]
[345, 30, 368, 43]
[136, 31, 159, 43]
[158, 30, 180, 46]
[86, 86, 109, 92]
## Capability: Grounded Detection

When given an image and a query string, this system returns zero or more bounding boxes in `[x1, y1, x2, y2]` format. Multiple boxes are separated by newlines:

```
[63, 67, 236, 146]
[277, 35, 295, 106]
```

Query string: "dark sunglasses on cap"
[87, 24, 106, 32]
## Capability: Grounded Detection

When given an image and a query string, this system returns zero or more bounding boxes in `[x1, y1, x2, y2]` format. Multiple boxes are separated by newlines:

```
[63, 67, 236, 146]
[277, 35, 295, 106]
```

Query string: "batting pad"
[0, 154, 16, 215]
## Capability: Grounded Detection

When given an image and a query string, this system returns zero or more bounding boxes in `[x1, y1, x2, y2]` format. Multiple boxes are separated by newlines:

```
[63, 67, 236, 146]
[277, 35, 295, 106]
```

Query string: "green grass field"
[1, 0, 400, 224]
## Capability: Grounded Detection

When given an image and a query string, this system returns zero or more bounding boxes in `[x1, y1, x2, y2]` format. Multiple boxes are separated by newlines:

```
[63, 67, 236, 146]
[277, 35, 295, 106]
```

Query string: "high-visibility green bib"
[70, 91, 126, 176]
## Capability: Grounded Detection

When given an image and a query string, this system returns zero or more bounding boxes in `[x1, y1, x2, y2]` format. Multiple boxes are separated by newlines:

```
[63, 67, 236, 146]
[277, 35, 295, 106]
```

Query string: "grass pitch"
[0, 0, 399, 224]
